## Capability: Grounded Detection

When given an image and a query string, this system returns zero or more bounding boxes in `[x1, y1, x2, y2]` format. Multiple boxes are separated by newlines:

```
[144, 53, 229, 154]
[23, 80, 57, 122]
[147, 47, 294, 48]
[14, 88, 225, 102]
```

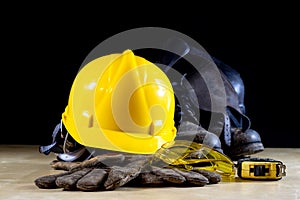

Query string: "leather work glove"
[34, 143, 223, 191]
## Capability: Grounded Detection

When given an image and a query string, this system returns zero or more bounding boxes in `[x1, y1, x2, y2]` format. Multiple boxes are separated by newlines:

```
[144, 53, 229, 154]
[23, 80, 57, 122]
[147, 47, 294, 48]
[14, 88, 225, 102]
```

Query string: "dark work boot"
[222, 128, 264, 160]
[175, 121, 223, 154]
[152, 45, 264, 160]
[213, 57, 264, 160]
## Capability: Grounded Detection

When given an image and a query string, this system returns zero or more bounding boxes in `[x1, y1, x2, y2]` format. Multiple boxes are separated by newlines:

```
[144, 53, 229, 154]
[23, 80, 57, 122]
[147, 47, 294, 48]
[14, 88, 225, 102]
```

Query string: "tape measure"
[236, 157, 286, 180]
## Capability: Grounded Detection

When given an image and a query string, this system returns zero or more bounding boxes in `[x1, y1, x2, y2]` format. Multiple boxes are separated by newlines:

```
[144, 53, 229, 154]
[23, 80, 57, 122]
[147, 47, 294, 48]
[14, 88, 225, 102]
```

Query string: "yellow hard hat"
[62, 49, 177, 154]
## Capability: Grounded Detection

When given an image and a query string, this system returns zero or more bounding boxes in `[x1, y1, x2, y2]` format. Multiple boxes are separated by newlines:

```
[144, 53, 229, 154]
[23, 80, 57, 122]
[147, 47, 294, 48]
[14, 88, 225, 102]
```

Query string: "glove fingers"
[126, 167, 181, 187]
[76, 168, 108, 191]
[34, 171, 73, 189]
[133, 171, 165, 186]
[192, 169, 222, 184]
[128, 166, 210, 187]
[151, 166, 186, 184]
[104, 164, 142, 190]
[104, 157, 150, 190]
[173, 169, 209, 186]
[55, 168, 92, 190]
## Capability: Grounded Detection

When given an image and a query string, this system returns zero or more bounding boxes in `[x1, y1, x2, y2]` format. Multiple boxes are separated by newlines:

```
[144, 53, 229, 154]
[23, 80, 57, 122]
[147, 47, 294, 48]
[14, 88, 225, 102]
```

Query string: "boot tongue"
[213, 57, 251, 131]
[227, 106, 251, 132]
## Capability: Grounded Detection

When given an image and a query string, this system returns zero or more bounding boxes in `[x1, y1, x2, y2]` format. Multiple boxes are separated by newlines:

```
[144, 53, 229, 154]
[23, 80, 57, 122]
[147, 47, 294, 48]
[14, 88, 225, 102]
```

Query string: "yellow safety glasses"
[152, 140, 236, 177]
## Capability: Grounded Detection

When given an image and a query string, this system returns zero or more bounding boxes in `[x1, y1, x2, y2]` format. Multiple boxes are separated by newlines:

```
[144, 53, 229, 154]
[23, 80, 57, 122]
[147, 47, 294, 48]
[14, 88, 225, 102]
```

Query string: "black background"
[3, 3, 299, 148]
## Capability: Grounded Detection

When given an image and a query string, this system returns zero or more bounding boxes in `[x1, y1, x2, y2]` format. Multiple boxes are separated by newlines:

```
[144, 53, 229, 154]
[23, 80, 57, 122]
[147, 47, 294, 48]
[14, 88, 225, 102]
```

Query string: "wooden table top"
[0, 145, 299, 200]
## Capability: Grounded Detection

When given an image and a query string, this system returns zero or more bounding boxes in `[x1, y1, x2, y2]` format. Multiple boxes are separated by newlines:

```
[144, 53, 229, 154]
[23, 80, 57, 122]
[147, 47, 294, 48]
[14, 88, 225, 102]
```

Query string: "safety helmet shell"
[62, 49, 177, 154]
